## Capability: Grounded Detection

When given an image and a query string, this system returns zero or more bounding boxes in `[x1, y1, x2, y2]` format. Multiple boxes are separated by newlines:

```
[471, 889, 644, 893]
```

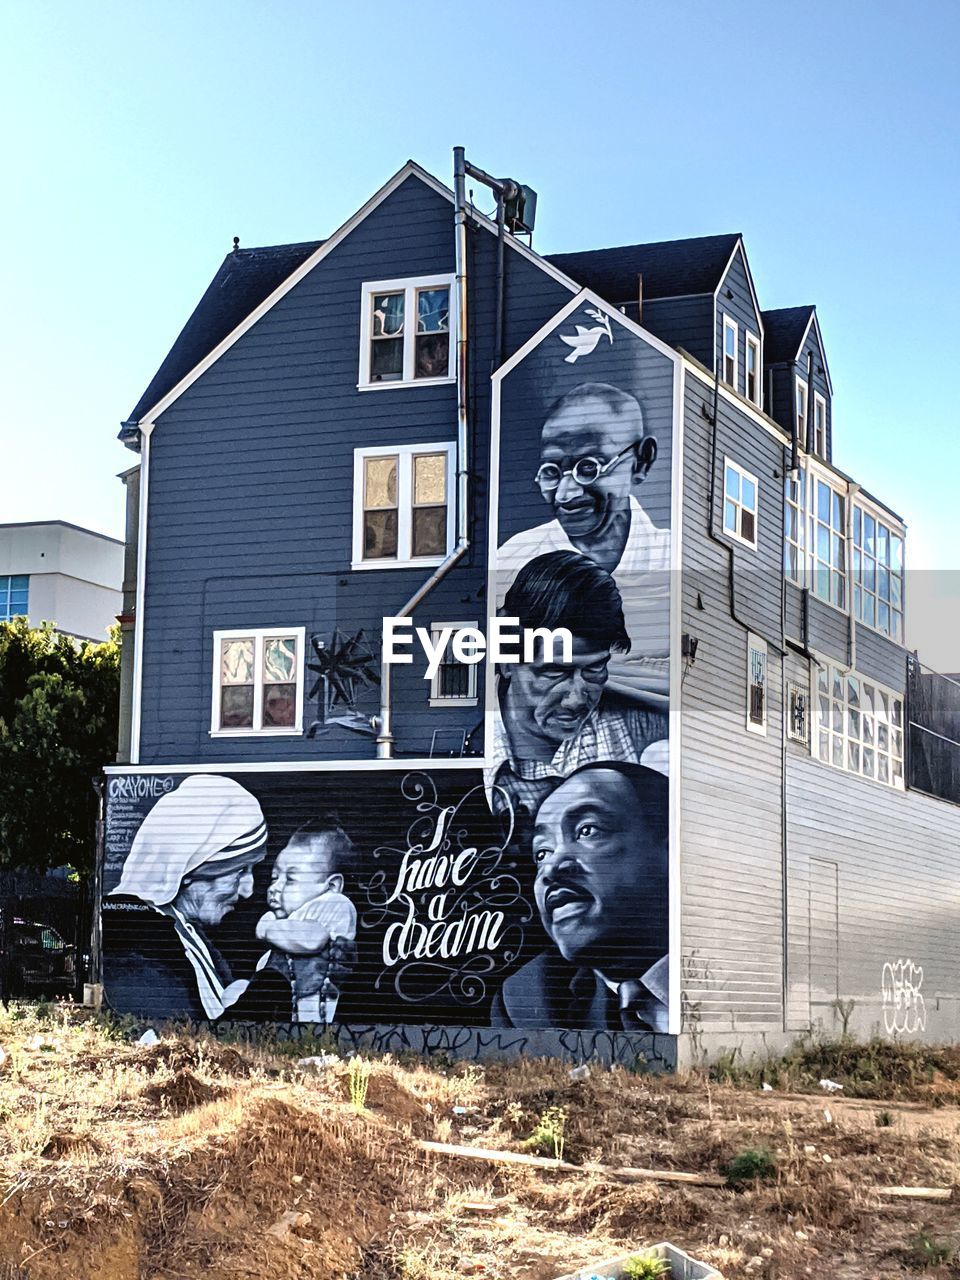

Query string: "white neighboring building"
[0, 522, 122, 642]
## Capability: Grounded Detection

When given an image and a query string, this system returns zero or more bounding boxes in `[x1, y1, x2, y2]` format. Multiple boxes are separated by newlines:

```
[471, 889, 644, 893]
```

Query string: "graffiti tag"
[881, 959, 926, 1035]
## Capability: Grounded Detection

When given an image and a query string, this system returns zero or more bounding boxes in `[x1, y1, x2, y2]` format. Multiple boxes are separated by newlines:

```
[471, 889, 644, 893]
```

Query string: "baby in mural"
[255, 817, 358, 1024]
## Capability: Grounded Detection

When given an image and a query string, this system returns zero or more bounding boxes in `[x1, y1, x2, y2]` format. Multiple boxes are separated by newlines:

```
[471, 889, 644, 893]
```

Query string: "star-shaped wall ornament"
[307, 628, 381, 718]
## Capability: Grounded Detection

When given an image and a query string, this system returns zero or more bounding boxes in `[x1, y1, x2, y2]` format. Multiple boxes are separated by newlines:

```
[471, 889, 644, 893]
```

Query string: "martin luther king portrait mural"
[101, 294, 677, 1038]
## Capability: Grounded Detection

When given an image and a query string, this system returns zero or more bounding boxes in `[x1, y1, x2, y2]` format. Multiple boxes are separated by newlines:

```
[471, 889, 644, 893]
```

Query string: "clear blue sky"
[1, 1, 957, 645]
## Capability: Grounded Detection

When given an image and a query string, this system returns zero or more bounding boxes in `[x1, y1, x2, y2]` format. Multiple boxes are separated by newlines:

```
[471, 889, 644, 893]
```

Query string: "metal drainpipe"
[375, 147, 472, 758]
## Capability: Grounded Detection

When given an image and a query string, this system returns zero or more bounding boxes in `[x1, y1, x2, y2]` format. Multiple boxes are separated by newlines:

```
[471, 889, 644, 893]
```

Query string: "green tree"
[0, 618, 120, 876]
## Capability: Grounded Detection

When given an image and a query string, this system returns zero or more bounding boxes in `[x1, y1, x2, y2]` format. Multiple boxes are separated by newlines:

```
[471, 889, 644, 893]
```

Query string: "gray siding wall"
[679, 369, 786, 1031]
[715, 246, 763, 403]
[786, 744, 960, 1041]
[139, 175, 573, 764]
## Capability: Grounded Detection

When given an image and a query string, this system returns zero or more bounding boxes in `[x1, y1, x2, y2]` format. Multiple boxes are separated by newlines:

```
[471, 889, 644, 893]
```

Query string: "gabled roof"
[545, 233, 741, 302]
[762, 305, 833, 394]
[123, 240, 322, 429]
[761, 306, 816, 364]
[121, 161, 580, 437]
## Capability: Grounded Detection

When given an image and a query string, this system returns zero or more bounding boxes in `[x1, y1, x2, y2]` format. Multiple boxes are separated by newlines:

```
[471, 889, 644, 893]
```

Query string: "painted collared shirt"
[484, 691, 668, 817]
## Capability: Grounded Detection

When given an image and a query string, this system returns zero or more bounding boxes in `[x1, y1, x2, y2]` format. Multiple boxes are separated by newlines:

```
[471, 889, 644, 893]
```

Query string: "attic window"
[795, 376, 808, 443]
[745, 333, 761, 406]
[359, 275, 455, 388]
[813, 393, 827, 456]
[722, 316, 738, 389]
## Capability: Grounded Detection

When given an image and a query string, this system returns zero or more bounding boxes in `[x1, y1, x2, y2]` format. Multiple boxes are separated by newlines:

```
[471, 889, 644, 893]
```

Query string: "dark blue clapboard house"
[102, 153, 960, 1063]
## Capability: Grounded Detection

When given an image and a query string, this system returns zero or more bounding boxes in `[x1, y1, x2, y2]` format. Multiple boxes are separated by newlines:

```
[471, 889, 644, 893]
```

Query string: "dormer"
[762, 306, 833, 462]
[714, 237, 764, 409]
[546, 233, 745, 372]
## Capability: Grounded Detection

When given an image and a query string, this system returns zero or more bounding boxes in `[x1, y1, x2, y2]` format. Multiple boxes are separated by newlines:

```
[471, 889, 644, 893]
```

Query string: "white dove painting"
[558, 306, 613, 363]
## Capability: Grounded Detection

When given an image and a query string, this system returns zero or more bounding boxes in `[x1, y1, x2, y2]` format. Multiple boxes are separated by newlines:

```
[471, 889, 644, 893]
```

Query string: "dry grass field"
[2, 1005, 960, 1279]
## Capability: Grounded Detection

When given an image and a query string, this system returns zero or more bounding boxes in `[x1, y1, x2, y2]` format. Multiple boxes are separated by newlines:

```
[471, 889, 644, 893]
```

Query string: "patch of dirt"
[141, 1067, 229, 1113]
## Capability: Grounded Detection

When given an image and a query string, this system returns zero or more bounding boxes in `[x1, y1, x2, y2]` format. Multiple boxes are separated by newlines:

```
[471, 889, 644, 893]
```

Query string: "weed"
[723, 1146, 777, 1188]
[348, 1055, 372, 1111]
[903, 1230, 954, 1269]
[523, 1104, 566, 1160]
[876, 1109, 894, 1127]
[623, 1255, 670, 1279]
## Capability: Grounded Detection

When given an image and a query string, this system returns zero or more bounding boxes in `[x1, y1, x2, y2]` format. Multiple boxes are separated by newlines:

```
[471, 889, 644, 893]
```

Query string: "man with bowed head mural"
[491, 761, 670, 1033]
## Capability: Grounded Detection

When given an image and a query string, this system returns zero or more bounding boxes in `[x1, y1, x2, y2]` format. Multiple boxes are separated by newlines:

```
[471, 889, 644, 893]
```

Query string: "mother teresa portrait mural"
[101, 294, 678, 1038]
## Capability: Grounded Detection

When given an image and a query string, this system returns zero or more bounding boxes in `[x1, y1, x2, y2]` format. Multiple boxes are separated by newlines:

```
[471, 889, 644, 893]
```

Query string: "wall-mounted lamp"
[681, 634, 700, 664]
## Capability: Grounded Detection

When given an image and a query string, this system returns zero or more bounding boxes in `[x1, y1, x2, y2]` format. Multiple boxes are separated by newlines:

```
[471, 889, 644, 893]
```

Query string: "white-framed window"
[211, 627, 306, 736]
[853, 505, 904, 643]
[722, 316, 738, 388]
[815, 663, 904, 789]
[352, 442, 455, 570]
[429, 621, 480, 707]
[0, 575, 29, 623]
[723, 459, 759, 549]
[813, 393, 827, 456]
[358, 274, 455, 388]
[745, 332, 761, 406]
[787, 681, 810, 745]
[783, 467, 807, 584]
[746, 634, 768, 735]
[795, 376, 808, 443]
[811, 473, 846, 609]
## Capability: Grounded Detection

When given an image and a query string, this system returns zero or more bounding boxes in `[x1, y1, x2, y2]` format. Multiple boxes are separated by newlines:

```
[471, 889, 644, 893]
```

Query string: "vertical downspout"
[374, 147, 471, 757]
[494, 190, 506, 371]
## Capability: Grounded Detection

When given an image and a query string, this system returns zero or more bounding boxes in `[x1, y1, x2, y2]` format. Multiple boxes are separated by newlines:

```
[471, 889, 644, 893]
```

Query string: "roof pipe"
[374, 147, 472, 758]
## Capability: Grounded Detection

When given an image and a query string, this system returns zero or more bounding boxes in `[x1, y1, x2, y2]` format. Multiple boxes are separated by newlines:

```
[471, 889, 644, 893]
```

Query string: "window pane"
[221, 638, 254, 685]
[364, 456, 398, 509]
[372, 292, 404, 337]
[262, 683, 296, 727]
[878, 567, 890, 601]
[263, 636, 297, 683]
[861, 683, 875, 715]
[413, 453, 446, 505]
[862, 746, 875, 776]
[863, 513, 875, 556]
[832, 735, 844, 768]
[364, 509, 398, 559]
[220, 684, 254, 729]
[891, 536, 903, 571]
[854, 507, 861, 544]
[878, 722, 889, 751]
[724, 500, 737, 534]
[741, 476, 756, 512]
[725, 466, 739, 500]
[847, 677, 860, 706]
[878, 754, 889, 784]
[818, 730, 829, 761]
[863, 593, 875, 627]
[877, 521, 889, 564]
[878, 601, 890, 634]
[415, 332, 449, 379]
[725, 325, 735, 357]
[416, 288, 449, 333]
[863, 715, 874, 745]
[412, 506, 446, 557]
[740, 509, 755, 544]
[848, 741, 860, 772]
[847, 708, 860, 738]
[439, 660, 470, 699]
[817, 481, 830, 523]
[371, 338, 403, 380]
[892, 699, 903, 727]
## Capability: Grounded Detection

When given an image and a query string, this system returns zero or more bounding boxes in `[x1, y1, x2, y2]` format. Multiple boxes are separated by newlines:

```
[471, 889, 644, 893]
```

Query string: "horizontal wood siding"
[679, 370, 785, 1030]
[787, 751, 960, 1040]
[139, 175, 572, 764]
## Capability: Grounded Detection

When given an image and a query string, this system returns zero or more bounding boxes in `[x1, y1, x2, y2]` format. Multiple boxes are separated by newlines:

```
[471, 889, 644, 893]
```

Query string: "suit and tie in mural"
[102, 293, 677, 1037]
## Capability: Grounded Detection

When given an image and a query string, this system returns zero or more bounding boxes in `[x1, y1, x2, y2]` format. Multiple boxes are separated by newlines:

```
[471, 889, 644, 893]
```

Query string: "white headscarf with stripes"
[110, 775, 267, 1020]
